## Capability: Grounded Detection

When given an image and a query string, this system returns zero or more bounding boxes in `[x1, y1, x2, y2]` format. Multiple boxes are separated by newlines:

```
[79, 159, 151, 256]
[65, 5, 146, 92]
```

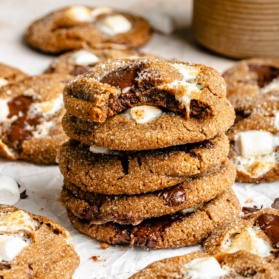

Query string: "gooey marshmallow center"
[182, 257, 230, 279]
[71, 50, 99, 66]
[234, 130, 279, 177]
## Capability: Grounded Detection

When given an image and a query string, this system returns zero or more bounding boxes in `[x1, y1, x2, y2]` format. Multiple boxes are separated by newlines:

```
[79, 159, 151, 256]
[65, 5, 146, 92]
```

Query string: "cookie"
[129, 250, 279, 279]
[60, 158, 235, 225]
[203, 208, 279, 259]
[227, 114, 279, 183]
[0, 74, 72, 164]
[67, 188, 240, 249]
[0, 63, 28, 88]
[223, 58, 279, 111]
[25, 5, 153, 53]
[0, 205, 79, 278]
[45, 47, 153, 76]
[62, 58, 235, 150]
[58, 133, 230, 195]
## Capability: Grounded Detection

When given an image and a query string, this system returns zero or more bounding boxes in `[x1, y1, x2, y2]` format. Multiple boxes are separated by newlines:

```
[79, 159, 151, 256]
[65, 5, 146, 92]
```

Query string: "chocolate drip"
[256, 213, 279, 249]
[249, 64, 279, 88]
[158, 185, 186, 206]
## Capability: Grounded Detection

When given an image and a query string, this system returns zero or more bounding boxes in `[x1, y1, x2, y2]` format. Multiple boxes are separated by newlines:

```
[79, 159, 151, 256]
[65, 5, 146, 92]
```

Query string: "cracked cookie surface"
[67, 188, 240, 249]
[58, 133, 230, 195]
[25, 5, 152, 53]
[62, 58, 235, 150]
[60, 159, 235, 225]
[0, 205, 79, 279]
[0, 74, 72, 164]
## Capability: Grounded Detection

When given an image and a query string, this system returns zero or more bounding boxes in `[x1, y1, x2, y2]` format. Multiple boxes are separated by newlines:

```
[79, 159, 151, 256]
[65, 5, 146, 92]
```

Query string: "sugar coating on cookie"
[0, 74, 72, 164]
[0, 63, 28, 88]
[25, 6, 153, 53]
[0, 205, 79, 278]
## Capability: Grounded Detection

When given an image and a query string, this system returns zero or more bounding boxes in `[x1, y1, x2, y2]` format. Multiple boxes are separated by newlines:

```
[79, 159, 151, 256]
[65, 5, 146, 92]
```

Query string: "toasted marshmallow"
[0, 175, 20, 205]
[222, 227, 272, 257]
[182, 257, 230, 279]
[146, 12, 175, 35]
[235, 130, 277, 158]
[65, 6, 93, 22]
[71, 50, 99, 66]
[0, 99, 9, 122]
[123, 105, 163, 124]
[0, 234, 29, 262]
[97, 15, 132, 37]
[0, 210, 38, 233]
[0, 77, 8, 88]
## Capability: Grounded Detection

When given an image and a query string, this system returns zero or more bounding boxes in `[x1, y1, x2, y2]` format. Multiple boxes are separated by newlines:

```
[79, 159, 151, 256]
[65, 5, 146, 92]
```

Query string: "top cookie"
[62, 58, 235, 150]
[0, 205, 79, 279]
[0, 63, 28, 88]
[223, 58, 279, 112]
[25, 5, 153, 53]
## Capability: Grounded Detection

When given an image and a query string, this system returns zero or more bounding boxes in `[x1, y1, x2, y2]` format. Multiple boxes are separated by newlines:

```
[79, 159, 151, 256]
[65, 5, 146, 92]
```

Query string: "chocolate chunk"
[242, 206, 260, 214]
[0, 263, 11, 270]
[20, 190, 28, 199]
[256, 213, 279, 249]
[70, 65, 89, 76]
[272, 198, 279, 209]
[249, 64, 279, 88]
[158, 185, 186, 206]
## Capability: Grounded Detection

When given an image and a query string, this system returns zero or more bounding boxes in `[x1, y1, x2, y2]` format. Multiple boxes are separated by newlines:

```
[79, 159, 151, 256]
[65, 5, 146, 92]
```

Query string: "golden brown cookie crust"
[67, 188, 241, 249]
[0, 205, 79, 279]
[25, 6, 153, 53]
[58, 133, 230, 195]
[0, 74, 72, 164]
[60, 159, 235, 225]
[0, 63, 28, 86]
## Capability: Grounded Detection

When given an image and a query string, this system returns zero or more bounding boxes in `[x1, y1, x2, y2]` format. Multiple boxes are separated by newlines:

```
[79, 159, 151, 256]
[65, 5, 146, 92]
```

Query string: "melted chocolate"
[256, 213, 279, 249]
[158, 185, 186, 206]
[7, 95, 41, 145]
[242, 206, 260, 214]
[70, 65, 89, 76]
[272, 198, 279, 209]
[249, 64, 279, 88]
[0, 262, 11, 270]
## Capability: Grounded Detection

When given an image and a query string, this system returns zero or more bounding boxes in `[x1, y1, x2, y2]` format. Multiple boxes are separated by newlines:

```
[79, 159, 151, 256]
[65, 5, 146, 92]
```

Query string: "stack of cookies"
[58, 58, 241, 249]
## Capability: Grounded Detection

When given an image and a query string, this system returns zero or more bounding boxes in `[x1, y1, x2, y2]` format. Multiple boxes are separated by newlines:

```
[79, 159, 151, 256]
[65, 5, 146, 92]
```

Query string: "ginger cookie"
[203, 208, 279, 260]
[58, 133, 230, 195]
[129, 250, 279, 279]
[0, 63, 28, 87]
[0, 205, 79, 279]
[66, 188, 240, 249]
[25, 6, 153, 53]
[45, 47, 153, 76]
[62, 58, 235, 150]
[60, 159, 235, 225]
[0, 74, 72, 164]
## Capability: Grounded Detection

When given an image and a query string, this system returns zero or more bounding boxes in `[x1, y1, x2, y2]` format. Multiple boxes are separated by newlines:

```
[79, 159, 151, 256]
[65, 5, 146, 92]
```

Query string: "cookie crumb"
[271, 198, 279, 209]
[20, 190, 28, 199]
[100, 243, 109, 249]
[245, 198, 254, 203]
[242, 205, 260, 214]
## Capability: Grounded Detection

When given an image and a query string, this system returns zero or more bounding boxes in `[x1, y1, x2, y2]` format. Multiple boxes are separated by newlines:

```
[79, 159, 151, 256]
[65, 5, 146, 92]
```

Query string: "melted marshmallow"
[0, 77, 8, 88]
[222, 227, 272, 257]
[0, 99, 9, 122]
[0, 175, 20, 205]
[65, 6, 93, 22]
[123, 105, 163, 124]
[260, 79, 279, 94]
[71, 50, 99, 66]
[182, 257, 230, 279]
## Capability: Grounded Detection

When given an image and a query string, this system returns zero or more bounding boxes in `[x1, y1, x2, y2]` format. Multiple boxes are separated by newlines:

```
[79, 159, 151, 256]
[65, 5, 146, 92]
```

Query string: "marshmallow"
[89, 145, 112, 154]
[0, 175, 20, 205]
[123, 105, 163, 124]
[71, 50, 99, 66]
[0, 99, 9, 122]
[0, 77, 8, 88]
[182, 257, 230, 279]
[0, 234, 28, 262]
[274, 112, 279, 130]
[235, 130, 276, 157]
[91, 7, 113, 18]
[146, 12, 175, 35]
[65, 6, 93, 22]
[260, 79, 279, 94]
[223, 227, 272, 257]
[97, 15, 132, 37]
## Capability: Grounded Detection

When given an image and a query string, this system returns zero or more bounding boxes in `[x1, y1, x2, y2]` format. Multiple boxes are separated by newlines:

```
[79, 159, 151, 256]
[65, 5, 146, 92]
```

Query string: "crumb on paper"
[271, 197, 279, 209]
[91, 256, 100, 262]
[20, 190, 28, 199]
[245, 198, 254, 203]
[100, 243, 109, 249]
[39, 208, 44, 211]
[120, 247, 125, 251]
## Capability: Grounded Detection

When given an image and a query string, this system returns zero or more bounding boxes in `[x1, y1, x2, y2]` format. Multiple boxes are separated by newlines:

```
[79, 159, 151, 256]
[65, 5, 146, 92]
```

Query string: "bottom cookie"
[0, 205, 79, 279]
[67, 188, 240, 249]
[129, 250, 279, 279]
